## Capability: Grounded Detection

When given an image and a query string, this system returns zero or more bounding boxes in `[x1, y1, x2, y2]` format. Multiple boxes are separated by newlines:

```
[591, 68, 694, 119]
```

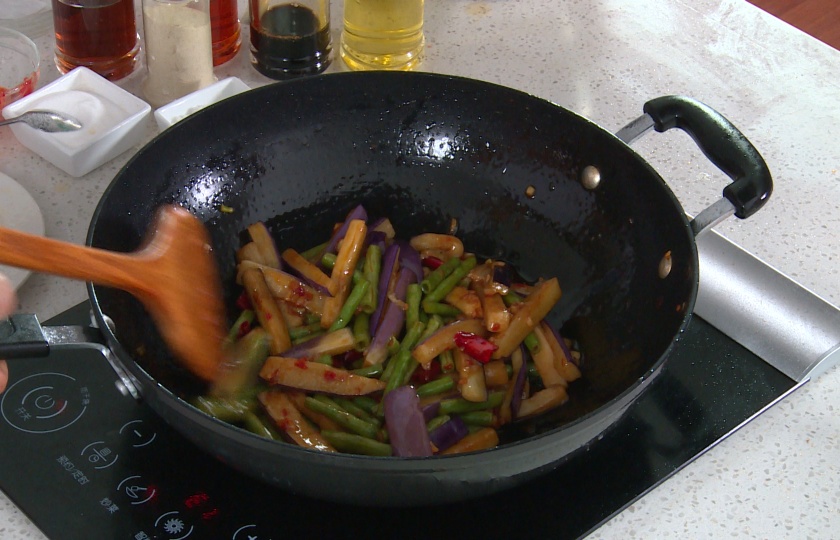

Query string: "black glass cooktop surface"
[0, 302, 796, 540]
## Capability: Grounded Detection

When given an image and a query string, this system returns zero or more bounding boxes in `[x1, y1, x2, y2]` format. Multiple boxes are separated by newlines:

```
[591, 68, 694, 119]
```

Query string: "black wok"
[73, 72, 771, 505]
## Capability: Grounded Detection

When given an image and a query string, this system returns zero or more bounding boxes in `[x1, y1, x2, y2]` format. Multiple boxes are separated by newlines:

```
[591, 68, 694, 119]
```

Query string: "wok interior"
[89, 72, 696, 446]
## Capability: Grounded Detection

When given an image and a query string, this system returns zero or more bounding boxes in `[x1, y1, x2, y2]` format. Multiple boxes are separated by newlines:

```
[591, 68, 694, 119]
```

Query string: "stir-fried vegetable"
[194, 205, 583, 457]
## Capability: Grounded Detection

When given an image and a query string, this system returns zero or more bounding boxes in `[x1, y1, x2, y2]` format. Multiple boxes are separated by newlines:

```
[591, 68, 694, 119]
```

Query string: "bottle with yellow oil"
[340, 0, 424, 71]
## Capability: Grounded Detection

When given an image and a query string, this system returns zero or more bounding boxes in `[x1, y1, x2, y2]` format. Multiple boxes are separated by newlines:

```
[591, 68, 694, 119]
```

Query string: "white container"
[1, 67, 151, 177]
[153, 77, 249, 129]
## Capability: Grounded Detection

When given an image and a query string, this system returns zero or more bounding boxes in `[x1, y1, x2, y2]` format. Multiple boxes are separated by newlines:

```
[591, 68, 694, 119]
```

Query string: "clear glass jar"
[142, 0, 215, 107]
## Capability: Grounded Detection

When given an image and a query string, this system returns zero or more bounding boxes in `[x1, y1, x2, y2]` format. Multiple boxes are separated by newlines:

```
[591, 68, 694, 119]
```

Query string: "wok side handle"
[0, 314, 50, 358]
[0, 313, 143, 400]
[642, 95, 773, 220]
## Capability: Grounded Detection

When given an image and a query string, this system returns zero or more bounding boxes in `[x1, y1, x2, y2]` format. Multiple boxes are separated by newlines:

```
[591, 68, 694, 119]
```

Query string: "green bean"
[321, 253, 363, 284]
[242, 412, 280, 439]
[418, 314, 444, 342]
[192, 396, 255, 422]
[334, 397, 381, 427]
[224, 309, 256, 346]
[502, 290, 524, 306]
[406, 283, 422, 330]
[352, 396, 380, 416]
[397, 362, 418, 387]
[320, 252, 337, 269]
[383, 321, 426, 392]
[524, 332, 540, 355]
[322, 431, 392, 457]
[421, 302, 461, 317]
[416, 375, 456, 398]
[457, 411, 495, 427]
[426, 414, 451, 432]
[438, 391, 505, 415]
[386, 336, 401, 356]
[420, 256, 461, 294]
[422, 256, 478, 307]
[439, 349, 455, 373]
[328, 278, 370, 331]
[300, 241, 328, 263]
[313, 354, 333, 365]
[292, 329, 325, 346]
[352, 312, 371, 350]
[351, 363, 384, 378]
[305, 395, 380, 440]
[289, 322, 323, 341]
[361, 244, 381, 313]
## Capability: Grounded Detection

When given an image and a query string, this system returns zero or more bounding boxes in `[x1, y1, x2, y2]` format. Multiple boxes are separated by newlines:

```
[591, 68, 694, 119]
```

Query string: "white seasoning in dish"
[22, 89, 123, 149]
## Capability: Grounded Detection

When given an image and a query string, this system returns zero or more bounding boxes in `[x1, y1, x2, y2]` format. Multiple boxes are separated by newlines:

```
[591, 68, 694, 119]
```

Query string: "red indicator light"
[184, 491, 210, 509]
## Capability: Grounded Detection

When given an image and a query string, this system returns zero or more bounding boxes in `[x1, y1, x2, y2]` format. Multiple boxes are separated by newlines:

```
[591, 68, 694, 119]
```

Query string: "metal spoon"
[0, 110, 82, 132]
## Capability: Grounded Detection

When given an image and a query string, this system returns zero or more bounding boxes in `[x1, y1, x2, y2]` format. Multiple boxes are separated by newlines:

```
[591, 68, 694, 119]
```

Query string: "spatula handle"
[0, 227, 147, 294]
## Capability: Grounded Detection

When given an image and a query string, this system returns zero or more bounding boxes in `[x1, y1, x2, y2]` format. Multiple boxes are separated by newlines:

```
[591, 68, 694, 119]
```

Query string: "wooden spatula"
[0, 205, 226, 382]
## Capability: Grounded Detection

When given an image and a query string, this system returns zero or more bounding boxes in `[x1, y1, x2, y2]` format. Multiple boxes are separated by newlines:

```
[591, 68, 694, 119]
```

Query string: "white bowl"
[1, 67, 151, 177]
[154, 77, 250, 130]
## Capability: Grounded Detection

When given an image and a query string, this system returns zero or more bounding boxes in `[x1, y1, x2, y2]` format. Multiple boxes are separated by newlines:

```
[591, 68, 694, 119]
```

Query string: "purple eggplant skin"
[369, 243, 400, 336]
[428, 416, 469, 453]
[548, 324, 580, 367]
[421, 401, 441, 423]
[324, 204, 369, 255]
[396, 240, 423, 284]
[384, 386, 433, 457]
[366, 269, 416, 366]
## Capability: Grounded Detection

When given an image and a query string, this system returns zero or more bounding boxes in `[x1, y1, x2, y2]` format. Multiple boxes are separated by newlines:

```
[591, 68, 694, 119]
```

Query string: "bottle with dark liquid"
[51, 0, 140, 81]
[249, 1, 332, 79]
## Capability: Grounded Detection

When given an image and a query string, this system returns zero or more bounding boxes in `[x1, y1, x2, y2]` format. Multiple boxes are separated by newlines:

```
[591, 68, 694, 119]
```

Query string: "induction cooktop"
[0, 301, 797, 540]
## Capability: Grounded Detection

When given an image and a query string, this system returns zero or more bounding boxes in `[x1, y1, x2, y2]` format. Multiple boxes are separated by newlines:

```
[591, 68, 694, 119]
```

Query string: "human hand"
[0, 273, 17, 393]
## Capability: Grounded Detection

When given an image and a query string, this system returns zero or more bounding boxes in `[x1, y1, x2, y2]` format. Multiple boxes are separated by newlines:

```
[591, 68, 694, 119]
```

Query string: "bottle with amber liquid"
[51, 0, 140, 80]
[340, 0, 424, 71]
[210, 0, 241, 65]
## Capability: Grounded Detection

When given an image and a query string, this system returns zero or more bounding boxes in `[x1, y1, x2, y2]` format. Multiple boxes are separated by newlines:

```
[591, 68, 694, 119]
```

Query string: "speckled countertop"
[1, 0, 838, 538]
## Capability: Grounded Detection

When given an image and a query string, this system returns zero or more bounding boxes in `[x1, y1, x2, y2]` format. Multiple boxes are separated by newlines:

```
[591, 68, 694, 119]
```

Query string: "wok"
[7, 72, 772, 506]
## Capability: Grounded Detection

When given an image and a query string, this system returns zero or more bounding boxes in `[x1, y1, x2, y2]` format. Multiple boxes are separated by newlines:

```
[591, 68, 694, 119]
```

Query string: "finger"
[0, 273, 17, 317]
[0, 360, 7, 394]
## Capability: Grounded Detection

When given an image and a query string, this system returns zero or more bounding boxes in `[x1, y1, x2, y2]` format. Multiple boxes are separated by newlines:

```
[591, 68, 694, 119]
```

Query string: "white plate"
[0, 171, 45, 289]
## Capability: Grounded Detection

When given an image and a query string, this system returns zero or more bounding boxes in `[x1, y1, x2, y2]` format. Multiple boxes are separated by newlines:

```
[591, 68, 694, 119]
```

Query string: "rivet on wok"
[659, 251, 673, 279]
[581, 166, 601, 190]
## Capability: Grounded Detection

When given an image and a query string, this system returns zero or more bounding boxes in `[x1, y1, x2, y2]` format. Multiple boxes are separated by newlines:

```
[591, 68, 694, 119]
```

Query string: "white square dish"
[154, 77, 250, 130]
[1, 66, 151, 177]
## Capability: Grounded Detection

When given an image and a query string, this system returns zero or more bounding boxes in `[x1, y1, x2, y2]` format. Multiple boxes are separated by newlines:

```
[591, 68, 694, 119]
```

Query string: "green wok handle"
[643, 95, 773, 219]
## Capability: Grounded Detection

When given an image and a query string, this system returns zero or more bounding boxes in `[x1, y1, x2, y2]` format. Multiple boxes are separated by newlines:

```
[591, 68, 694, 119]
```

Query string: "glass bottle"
[51, 0, 140, 80]
[142, 0, 215, 107]
[248, 0, 332, 79]
[210, 0, 241, 66]
[340, 0, 424, 71]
